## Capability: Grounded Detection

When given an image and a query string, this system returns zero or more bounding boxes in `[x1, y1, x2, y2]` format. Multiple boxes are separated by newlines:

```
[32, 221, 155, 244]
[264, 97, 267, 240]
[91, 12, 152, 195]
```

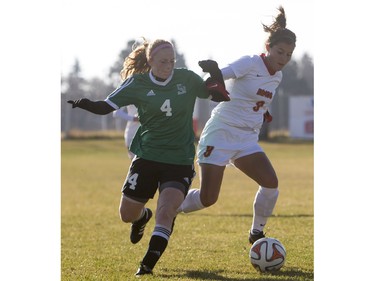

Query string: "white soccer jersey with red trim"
[212, 54, 282, 131]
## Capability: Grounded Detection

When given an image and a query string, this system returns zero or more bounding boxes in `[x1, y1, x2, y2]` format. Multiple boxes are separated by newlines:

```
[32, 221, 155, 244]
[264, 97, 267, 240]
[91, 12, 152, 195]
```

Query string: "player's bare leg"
[234, 152, 279, 243]
[178, 164, 225, 213]
[199, 164, 226, 206]
[119, 196, 152, 244]
[136, 187, 184, 276]
[119, 195, 147, 223]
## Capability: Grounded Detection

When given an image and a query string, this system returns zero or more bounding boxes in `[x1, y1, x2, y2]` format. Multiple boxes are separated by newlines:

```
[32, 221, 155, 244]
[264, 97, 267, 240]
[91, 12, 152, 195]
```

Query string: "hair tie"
[150, 43, 173, 57]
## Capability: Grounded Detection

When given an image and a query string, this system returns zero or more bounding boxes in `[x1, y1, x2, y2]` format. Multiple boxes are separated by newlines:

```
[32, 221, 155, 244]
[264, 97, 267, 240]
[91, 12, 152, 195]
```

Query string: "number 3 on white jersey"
[160, 99, 172, 116]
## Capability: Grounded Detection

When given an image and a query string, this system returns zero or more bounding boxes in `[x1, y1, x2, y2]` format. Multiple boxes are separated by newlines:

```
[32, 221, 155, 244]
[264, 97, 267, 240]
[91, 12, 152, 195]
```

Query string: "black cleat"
[135, 263, 153, 276]
[130, 208, 152, 244]
[249, 230, 265, 244]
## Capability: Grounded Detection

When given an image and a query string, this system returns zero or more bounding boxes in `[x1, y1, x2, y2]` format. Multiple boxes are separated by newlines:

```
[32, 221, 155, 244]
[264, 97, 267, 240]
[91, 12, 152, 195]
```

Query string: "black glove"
[198, 60, 224, 85]
[67, 98, 90, 109]
[198, 60, 219, 73]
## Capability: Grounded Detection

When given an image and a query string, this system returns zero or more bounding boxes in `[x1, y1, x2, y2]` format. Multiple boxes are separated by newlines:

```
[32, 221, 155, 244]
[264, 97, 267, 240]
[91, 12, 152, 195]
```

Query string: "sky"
[61, 0, 314, 79]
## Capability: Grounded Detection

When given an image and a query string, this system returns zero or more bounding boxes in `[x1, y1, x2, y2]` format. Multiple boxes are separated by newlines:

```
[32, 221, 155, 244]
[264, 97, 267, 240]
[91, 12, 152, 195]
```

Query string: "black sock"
[141, 226, 171, 269]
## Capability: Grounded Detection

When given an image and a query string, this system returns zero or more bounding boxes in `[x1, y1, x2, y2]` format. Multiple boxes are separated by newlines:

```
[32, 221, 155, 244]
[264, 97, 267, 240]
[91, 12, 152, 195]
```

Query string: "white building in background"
[289, 96, 314, 139]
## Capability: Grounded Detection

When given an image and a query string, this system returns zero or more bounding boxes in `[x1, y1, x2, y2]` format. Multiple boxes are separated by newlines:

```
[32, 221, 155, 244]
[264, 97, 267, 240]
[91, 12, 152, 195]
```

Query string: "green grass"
[61, 139, 313, 280]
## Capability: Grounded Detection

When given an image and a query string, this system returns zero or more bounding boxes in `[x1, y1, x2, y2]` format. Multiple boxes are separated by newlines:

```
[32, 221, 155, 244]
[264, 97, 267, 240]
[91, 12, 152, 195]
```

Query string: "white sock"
[251, 186, 279, 233]
[177, 189, 205, 213]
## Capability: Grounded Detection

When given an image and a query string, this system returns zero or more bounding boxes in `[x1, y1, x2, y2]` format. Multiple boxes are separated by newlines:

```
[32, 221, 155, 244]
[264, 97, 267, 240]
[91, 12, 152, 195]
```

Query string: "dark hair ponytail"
[263, 6, 296, 47]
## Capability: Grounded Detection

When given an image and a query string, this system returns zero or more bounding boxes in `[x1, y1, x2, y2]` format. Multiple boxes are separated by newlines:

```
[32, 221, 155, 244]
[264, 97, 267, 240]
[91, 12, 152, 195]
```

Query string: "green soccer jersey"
[105, 68, 210, 165]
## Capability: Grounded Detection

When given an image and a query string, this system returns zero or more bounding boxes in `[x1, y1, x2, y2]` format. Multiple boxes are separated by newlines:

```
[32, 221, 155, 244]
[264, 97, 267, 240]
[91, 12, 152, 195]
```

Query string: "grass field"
[61, 139, 313, 280]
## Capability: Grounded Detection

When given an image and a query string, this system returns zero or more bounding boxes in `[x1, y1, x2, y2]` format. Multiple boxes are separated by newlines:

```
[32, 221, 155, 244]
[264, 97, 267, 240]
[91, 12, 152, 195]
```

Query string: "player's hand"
[67, 98, 90, 108]
[263, 110, 273, 123]
[198, 60, 219, 73]
[199, 59, 225, 86]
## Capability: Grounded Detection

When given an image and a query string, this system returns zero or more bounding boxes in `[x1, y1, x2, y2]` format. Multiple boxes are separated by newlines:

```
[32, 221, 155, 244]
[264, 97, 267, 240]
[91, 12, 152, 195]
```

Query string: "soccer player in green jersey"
[68, 38, 230, 276]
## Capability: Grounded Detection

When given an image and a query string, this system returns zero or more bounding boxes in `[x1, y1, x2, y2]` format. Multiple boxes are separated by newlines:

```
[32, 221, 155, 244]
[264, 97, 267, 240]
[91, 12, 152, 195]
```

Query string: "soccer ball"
[249, 237, 286, 273]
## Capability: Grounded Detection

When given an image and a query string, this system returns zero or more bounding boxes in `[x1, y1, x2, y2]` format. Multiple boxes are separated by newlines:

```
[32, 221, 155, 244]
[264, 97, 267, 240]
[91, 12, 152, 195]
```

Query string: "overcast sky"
[61, 0, 314, 79]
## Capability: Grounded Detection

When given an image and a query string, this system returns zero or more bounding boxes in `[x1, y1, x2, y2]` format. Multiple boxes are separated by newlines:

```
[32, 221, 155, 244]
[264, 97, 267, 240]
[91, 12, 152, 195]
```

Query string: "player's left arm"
[199, 60, 225, 85]
[204, 78, 230, 102]
[67, 98, 115, 115]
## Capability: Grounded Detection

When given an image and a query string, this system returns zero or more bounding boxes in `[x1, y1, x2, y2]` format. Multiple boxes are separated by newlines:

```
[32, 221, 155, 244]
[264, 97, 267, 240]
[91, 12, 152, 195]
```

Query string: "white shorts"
[197, 117, 263, 166]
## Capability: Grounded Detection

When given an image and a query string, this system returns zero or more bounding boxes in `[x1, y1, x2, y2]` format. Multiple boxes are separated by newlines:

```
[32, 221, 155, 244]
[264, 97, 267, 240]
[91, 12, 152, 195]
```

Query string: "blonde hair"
[120, 38, 174, 80]
[263, 6, 296, 47]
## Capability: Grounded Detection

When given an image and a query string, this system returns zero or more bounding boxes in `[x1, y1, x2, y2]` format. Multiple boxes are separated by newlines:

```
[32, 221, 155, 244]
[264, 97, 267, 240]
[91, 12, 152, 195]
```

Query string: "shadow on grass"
[186, 213, 313, 218]
[158, 267, 313, 281]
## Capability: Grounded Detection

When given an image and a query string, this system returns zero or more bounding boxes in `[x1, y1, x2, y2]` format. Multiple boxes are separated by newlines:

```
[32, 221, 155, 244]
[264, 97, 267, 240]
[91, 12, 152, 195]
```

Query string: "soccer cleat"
[130, 208, 153, 244]
[249, 230, 265, 244]
[135, 263, 153, 276]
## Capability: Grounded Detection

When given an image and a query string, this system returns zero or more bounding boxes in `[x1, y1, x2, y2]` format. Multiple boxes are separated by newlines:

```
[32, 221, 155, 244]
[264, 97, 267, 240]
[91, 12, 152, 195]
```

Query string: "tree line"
[61, 39, 313, 139]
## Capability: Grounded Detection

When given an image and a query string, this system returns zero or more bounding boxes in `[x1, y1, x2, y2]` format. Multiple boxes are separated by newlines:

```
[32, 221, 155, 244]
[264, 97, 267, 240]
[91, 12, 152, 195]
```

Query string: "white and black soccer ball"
[249, 237, 286, 273]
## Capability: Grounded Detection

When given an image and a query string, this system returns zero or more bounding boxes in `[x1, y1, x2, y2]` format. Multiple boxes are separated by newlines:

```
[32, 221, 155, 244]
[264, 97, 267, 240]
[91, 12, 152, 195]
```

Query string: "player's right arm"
[67, 98, 115, 115]
[68, 76, 136, 115]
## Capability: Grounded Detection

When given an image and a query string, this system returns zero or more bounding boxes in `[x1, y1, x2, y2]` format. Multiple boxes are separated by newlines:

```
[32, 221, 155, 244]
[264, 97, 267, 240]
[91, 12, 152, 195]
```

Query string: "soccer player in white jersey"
[178, 6, 297, 245]
[67, 38, 229, 276]
[113, 104, 140, 159]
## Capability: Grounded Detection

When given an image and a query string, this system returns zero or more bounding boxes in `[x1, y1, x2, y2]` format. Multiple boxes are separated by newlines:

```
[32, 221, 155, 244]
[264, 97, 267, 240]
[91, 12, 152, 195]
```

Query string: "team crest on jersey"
[177, 84, 186, 95]
[147, 90, 156, 96]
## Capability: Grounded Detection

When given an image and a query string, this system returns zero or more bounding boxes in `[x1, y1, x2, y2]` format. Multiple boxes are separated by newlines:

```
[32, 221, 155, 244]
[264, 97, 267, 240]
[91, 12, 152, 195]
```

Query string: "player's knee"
[268, 179, 278, 189]
[260, 176, 278, 189]
[200, 193, 218, 207]
[156, 205, 177, 224]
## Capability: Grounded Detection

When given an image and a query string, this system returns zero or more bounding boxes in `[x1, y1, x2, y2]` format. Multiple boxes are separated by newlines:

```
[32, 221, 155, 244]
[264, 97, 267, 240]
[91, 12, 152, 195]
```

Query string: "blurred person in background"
[113, 104, 140, 159]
